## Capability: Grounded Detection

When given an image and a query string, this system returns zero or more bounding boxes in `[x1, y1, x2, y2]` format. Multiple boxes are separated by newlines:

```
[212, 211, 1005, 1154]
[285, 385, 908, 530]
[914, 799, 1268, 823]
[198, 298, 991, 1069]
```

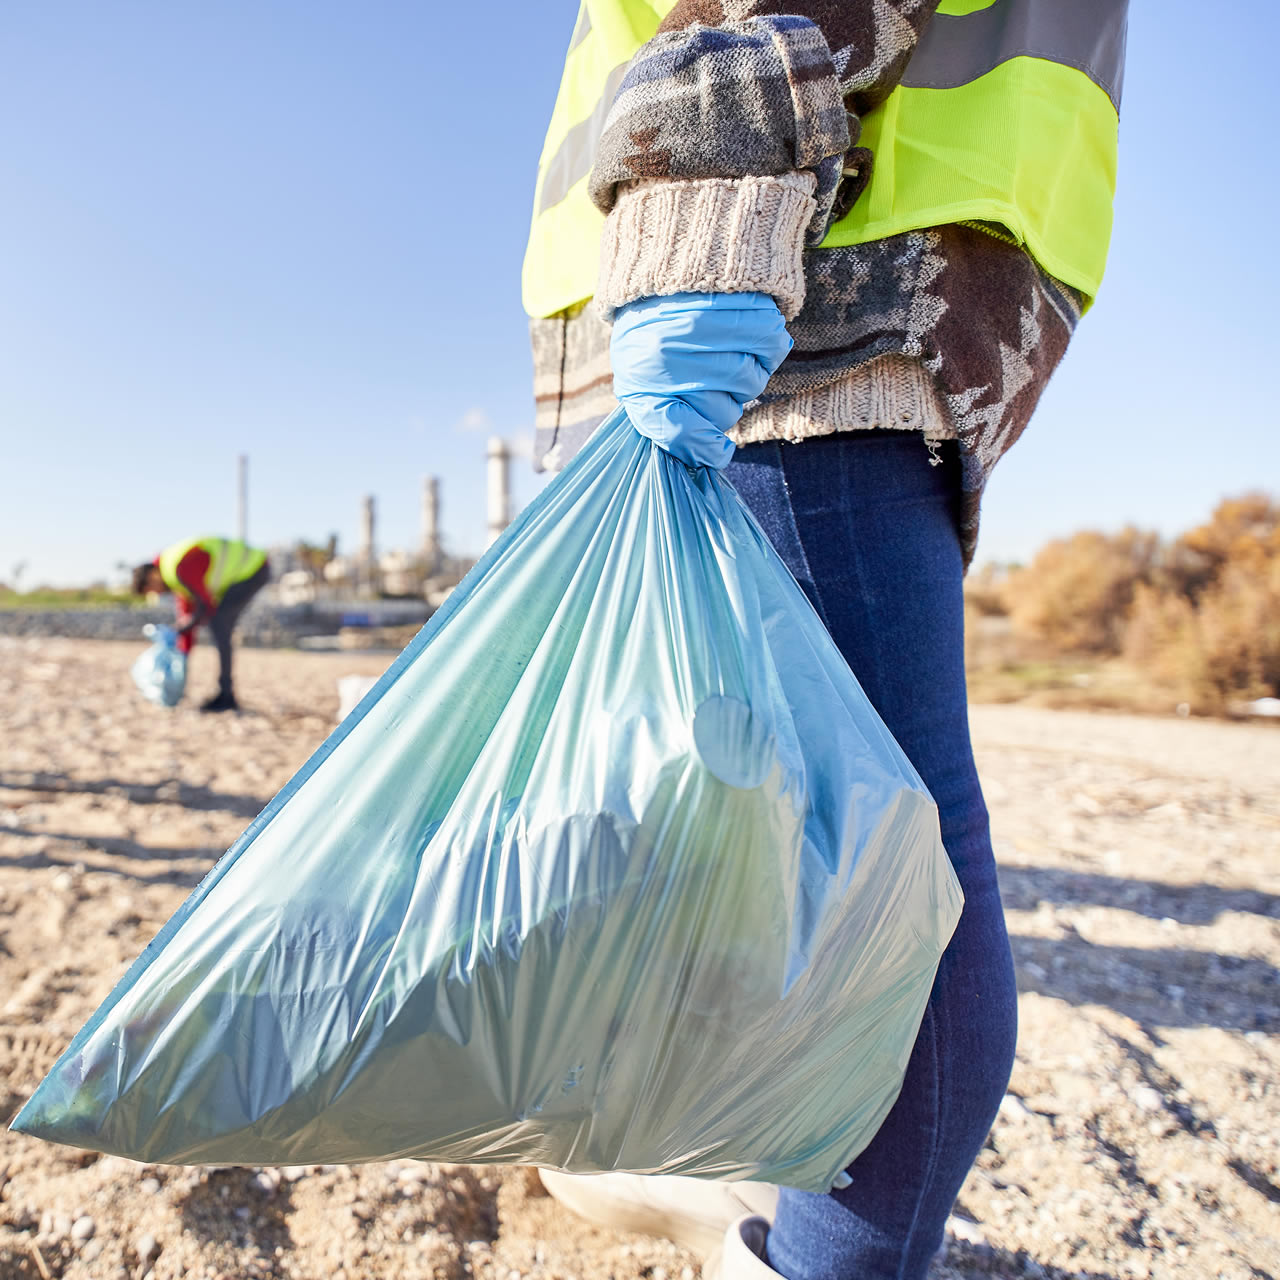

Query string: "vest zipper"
[958, 218, 1021, 248]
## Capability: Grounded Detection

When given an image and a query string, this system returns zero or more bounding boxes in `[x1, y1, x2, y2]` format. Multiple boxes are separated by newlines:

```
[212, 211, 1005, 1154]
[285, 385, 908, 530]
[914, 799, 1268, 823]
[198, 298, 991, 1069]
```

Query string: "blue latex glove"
[611, 291, 793, 469]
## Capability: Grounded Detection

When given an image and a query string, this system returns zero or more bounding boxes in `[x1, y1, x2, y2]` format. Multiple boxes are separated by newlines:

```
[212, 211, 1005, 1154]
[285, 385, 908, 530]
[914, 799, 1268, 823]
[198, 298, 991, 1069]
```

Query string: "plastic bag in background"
[336, 674, 380, 723]
[130, 623, 187, 708]
[14, 408, 963, 1192]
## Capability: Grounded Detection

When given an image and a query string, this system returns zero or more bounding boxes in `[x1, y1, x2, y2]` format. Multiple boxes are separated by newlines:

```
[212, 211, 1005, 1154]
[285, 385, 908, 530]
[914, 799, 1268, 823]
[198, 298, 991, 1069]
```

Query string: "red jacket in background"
[157, 547, 219, 654]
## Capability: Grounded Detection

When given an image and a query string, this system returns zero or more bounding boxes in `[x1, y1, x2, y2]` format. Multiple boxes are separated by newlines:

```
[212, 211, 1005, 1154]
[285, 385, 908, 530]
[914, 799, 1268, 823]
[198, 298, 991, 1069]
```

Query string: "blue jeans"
[725, 432, 1018, 1280]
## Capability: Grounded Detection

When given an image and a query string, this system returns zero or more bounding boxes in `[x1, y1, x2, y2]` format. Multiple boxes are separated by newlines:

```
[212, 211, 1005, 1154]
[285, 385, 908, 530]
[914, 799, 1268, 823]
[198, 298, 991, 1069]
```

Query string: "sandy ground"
[0, 638, 1277, 1280]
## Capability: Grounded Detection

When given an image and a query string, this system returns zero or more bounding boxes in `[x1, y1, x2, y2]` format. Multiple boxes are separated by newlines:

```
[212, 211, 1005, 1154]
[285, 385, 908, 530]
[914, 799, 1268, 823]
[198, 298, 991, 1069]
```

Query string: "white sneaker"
[704, 1215, 781, 1280]
[539, 1169, 779, 1257]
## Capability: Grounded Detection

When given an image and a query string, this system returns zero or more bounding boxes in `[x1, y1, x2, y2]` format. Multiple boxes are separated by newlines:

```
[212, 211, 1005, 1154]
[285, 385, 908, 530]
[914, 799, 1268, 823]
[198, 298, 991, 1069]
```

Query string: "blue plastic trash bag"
[130, 623, 187, 708]
[14, 408, 962, 1191]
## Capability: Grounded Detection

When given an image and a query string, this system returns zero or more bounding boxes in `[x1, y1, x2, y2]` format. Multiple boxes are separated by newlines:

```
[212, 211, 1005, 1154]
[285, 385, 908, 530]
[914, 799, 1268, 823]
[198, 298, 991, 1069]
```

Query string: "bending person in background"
[132, 536, 270, 713]
[526, 0, 1126, 1277]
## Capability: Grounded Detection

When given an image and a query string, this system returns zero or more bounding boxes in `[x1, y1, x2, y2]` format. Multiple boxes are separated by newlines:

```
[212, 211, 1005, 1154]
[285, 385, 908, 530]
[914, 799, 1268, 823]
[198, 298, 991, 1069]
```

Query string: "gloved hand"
[611, 291, 793, 469]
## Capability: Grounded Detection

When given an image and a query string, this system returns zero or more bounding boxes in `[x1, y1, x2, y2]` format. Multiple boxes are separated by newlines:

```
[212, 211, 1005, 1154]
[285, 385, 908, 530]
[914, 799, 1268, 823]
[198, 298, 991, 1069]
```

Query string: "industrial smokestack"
[236, 454, 248, 542]
[486, 439, 511, 548]
[359, 495, 378, 598]
[422, 475, 441, 572]
[360, 495, 376, 565]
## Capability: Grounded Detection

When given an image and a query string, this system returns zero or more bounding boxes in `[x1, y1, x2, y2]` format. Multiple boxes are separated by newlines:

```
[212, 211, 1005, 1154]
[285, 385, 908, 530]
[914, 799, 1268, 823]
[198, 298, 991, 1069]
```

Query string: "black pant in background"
[209, 562, 270, 698]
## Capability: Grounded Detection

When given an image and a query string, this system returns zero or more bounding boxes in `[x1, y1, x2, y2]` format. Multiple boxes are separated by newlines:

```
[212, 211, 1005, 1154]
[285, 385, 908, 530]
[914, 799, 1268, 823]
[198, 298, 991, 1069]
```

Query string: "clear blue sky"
[1, 1, 1275, 586]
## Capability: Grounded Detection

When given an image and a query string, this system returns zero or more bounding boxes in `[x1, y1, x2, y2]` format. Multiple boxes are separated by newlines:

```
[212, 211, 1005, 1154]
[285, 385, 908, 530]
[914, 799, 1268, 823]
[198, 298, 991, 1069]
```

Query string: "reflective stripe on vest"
[822, 0, 1125, 300]
[158, 536, 265, 603]
[537, 58, 632, 217]
[903, 0, 1125, 108]
[522, 0, 1125, 318]
[523, 0, 677, 319]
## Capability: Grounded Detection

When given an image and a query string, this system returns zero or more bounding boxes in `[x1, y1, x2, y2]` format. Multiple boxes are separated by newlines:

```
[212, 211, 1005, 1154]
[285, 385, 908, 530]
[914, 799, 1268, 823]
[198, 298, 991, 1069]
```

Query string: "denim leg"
[208, 565, 268, 699]
[725, 433, 1018, 1280]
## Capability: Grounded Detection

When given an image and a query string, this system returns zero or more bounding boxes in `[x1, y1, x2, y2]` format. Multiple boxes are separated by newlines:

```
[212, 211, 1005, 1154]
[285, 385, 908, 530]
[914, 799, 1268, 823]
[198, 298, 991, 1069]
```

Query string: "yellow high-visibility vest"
[523, 0, 1125, 318]
[158, 536, 266, 603]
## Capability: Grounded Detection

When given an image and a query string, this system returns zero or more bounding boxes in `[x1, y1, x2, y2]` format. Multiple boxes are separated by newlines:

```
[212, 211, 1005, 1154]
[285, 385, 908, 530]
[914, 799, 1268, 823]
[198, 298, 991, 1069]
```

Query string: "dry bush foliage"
[1003, 527, 1160, 655]
[1126, 499, 1280, 708]
[961, 563, 1011, 618]
[969, 494, 1280, 711]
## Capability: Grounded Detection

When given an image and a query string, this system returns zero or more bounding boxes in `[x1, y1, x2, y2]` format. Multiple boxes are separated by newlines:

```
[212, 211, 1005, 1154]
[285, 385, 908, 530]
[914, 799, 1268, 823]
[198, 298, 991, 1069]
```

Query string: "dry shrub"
[1124, 584, 1203, 697]
[1005, 527, 1159, 655]
[964, 563, 1013, 618]
[1125, 498, 1280, 708]
[1165, 493, 1280, 602]
[971, 493, 1279, 713]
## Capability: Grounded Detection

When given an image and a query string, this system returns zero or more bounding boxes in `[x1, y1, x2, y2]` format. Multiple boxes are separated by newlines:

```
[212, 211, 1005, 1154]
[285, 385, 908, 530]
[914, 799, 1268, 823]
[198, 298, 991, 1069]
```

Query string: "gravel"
[0, 640, 1276, 1280]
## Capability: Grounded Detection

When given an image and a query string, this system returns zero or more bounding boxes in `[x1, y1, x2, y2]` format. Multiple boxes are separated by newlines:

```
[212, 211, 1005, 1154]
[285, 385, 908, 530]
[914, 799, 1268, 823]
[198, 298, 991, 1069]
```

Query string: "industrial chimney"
[236, 454, 249, 542]
[360, 495, 377, 597]
[486, 439, 511, 547]
[422, 475, 442, 573]
[360, 495, 376, 564]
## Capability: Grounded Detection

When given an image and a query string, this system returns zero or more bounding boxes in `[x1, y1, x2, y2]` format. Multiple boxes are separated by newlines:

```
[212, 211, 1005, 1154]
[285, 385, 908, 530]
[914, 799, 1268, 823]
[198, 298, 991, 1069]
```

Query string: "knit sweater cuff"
[732, 355, 954, 446]
[595, 172, 817, 322]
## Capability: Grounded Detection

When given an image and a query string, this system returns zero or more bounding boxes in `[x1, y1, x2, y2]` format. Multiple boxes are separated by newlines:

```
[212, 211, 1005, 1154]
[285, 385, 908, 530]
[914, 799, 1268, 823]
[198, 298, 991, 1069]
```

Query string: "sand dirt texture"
[1, 638, 1277, 1280]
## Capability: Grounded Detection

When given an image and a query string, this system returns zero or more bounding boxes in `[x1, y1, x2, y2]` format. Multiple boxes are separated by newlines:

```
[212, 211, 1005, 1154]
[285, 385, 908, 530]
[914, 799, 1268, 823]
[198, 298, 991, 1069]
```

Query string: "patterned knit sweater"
[529, 0, 1089, 566]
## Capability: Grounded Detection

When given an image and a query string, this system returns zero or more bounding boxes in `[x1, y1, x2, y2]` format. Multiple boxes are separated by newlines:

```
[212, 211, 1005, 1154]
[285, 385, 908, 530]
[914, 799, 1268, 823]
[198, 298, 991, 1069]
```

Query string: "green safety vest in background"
[523, 0, 1126, 319]
[158, 536, 266, 603]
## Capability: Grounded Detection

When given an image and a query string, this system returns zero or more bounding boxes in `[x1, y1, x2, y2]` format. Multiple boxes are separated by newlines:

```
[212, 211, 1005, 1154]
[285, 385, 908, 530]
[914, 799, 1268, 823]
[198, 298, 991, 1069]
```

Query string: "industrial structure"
[266, 435, 516, 608]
